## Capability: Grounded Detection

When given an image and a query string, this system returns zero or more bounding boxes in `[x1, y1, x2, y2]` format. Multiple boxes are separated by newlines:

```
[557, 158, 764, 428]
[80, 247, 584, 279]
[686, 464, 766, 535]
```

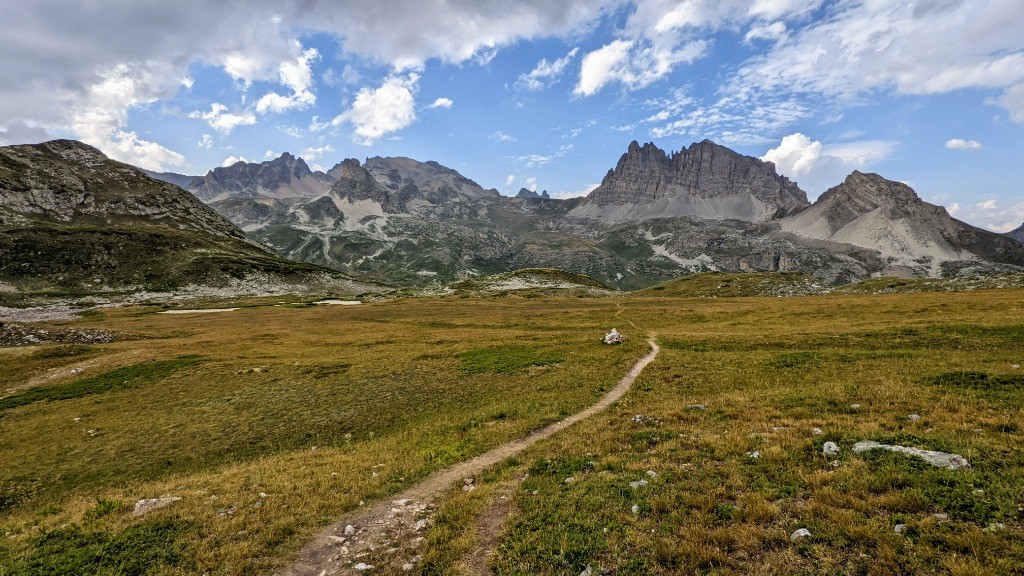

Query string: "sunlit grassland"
[1, 286, 1023, 575]
[0, 297, 644, 574]
[454, 290, 1024, 575]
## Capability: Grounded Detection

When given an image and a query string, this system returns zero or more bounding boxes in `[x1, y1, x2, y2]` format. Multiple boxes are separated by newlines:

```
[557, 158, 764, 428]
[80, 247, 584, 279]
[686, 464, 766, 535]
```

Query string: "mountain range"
[4, 138, 1022, 294]
[141, 139, 1023, 288]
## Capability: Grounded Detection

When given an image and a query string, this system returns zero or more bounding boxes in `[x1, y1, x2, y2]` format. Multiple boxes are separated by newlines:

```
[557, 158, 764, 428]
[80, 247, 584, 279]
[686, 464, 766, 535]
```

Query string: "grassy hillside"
[0, 287, 1022, 574]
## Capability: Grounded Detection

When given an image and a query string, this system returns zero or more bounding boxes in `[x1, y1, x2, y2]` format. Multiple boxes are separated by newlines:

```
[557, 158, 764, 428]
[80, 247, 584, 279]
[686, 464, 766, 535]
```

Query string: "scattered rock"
[646, 470, 658, 479]
[564, 477, 575, 484]
[823, 441, 840, 457]
[850, 404, 861, 410]
[353, 563, 374, 571]
[344, 524, 356, 536]
[746, 451, 760, 460]
[852, 441, 971, 470]
[629, 479, 648, 489]
[402, 564, 414, 572]
[462, 484, 477, 492]
[812, 427, 824, 436]
[894, 524, 907, 534]
[908, 414, 921, 421]
[790, 528, 811, 541]
[985, 522, 1006, 532]
[132, 496, 181, 516]
[630, 504, 639, 514]
[687, 403, 708, 411]
[603, 328, 623, 345]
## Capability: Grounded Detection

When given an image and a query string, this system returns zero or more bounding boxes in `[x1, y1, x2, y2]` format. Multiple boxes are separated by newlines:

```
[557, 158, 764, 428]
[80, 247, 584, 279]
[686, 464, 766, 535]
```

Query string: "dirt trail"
[280, 336, 660, 576]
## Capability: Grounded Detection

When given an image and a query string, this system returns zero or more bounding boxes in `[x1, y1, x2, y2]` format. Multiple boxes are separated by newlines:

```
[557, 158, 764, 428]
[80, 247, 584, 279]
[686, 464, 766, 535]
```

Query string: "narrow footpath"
[281, 337, 660, 576]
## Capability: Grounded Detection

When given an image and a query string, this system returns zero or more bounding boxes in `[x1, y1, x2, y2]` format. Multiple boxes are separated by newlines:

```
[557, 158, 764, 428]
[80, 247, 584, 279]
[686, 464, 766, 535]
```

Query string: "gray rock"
[353, 563, 374, 571]
[132, 496, 181, 516]
[603, 328, 622, 345]
[852, 441, 971, 470]
[629, 479, 648, 489]
[812, 427, 824, 436]
[344, 524, 356, 535]
[823, 441, 840, 457]
[894, 524, 907, 534]
[790, 528, 811, 541]
[908, 414, 921, 421]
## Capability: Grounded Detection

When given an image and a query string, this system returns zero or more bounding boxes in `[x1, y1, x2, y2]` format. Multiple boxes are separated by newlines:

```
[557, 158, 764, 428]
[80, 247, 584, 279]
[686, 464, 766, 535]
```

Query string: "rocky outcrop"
[571, 140, 808, 224]
[362, 156, 499, 201]
[1008, 223, 1024, 244]
[515, 188, 551, 199]
[195, 152, 331, 201]
[781, 171, 1024, 276]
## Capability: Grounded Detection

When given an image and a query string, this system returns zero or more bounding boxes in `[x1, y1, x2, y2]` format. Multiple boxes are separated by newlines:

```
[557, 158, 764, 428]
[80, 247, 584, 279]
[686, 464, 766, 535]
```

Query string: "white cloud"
[945, 138, 982, 150]
[977, 199, 998, 210]
[333, 74, 419, 145]
[264, 149, 277, 159]
[728, 2, 1024, 121]
[762, 133, 898, 197]
[490, 131, 517, 143]
[505, 175, 515, 186]
[301, 145, 335, 161]
[524, 177, 538, 192]
[198, 133, 213, 148]
[254, 47, 319, 114]
[948, 202, 960, 215]
[552, 182, 599, 199]
[512, 144, 574, 168]
[189, 103, 256, 134]
[575, 40, 632, 96]
[517, 47, 579, 91]
[427, 97, 454, 109]
[222, 155, 250, 167]
[744, 21, 787, 44]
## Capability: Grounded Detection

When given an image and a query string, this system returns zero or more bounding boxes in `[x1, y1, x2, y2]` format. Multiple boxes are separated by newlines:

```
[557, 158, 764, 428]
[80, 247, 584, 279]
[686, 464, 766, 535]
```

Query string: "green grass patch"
[0, 356, 205, 413]
[457, 345, 563, 374]
[0, 520, 193, 575]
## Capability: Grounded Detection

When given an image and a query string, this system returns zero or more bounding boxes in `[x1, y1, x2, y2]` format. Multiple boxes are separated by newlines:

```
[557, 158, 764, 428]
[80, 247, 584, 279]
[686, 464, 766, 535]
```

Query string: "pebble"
[463, 484, 477, 492]
[402, 564, 414, 572]
[790, 528, 811, 541]
[564, 477, 575, 484]
[812, 427, 824, 436]
[344, 525, 356, 535]
[746, 451, 760, 460]
[646, 470, 658, 478]
[631, 504, 639, 514]
[629, 479, 648, 489]
[908, 414, 921, 421]
[850, 404, 861, 409]
[353, 563, 373, 571]
[894, 524, 906, 534]
[823, 441, 840, 457]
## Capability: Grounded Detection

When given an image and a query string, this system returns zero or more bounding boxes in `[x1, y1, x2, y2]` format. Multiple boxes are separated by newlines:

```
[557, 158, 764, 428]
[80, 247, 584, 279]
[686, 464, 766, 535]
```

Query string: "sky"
[2, 0, 1023, 232]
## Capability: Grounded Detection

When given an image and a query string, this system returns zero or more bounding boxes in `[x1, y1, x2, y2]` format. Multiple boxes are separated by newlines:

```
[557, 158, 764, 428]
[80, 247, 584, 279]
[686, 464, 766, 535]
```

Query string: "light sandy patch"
[158, 308, 240, 315]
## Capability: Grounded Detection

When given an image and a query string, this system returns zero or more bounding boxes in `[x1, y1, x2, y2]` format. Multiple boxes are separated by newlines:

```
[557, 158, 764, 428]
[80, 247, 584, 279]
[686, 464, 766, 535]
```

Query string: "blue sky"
[2, 1, 1023, 231]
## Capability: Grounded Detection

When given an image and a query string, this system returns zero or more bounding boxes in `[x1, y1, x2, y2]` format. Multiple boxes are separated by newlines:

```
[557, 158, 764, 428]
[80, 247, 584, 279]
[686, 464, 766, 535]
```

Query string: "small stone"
[747, 451, 760, 460]
[646, 470, 658, 478]
[344, 524, 356, 535]
[353, 563, 374, 571]
[464, 477, 474, 485]
[329, 536, 347, 544]
[413, 519, 428, 531]
[790, 528, 811, 541]
[629, 479, 648, 489]
[258, 492, 267, 498]
[631, 504, 639, 514]
[933, 513, 949, 520]
[603, 328, 623, 345]
[831, 461, 841, 468]
[580, 566, 594, 576]
[340, 546, 350, 555]
[850, 404, 861, 409]
[908, 414, 921, 421]
[393, 499, 411, 506]
[812, 427, 824, 436]
[1012, 364, 1020, 369]
[894, 524, 906, 534]
[823, 441, 840, 457]
[687, 404, 708, 411]
[564, 477, 575, 484]
[402, 564, 414, 572]
[463, 484, 477, 492]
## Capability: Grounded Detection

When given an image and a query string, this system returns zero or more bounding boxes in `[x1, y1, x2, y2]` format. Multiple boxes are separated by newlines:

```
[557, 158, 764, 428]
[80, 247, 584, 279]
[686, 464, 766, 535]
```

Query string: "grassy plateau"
[0, 276, 1022, 575]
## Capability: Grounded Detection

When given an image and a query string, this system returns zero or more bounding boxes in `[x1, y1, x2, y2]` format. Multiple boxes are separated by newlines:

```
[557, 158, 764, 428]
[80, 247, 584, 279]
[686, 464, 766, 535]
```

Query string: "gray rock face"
[572, 140, 809, 224]
[782, 171, 1024, 276]
[195, 152, 331, 201]
[1007, 223, 1024, 244]
[363, 156, 498, 201]
[516, 188, 550, 200]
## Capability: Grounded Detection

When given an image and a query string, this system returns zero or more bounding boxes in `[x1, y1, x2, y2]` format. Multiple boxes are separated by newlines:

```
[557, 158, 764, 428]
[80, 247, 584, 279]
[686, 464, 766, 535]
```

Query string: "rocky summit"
[0, 140, 372, 295]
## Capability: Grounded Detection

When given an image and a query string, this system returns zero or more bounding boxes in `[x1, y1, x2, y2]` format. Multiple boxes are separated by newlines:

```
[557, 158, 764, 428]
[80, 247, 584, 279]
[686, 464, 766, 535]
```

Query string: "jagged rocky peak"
[361, 156, 498, 200]
[196, 152, 330, 201]
[515, 188, 550, 199]
[808, 171, 941, 231]
[576, 139, 809, 224]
